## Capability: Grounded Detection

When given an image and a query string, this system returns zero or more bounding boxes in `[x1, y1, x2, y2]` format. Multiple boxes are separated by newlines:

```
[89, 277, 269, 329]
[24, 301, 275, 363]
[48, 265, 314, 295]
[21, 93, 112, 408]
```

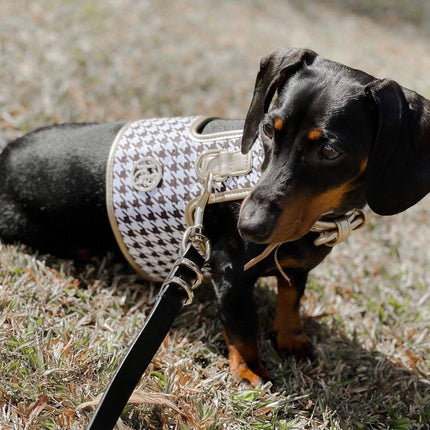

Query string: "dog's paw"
[270, 329, 314, 360]
[227, 342, 269, 387]
[231, 361, 269, 388]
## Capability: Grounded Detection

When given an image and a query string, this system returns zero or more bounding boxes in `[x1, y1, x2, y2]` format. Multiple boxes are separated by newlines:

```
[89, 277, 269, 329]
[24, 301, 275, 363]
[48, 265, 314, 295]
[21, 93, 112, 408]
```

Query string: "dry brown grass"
[1, 1, 429, 429]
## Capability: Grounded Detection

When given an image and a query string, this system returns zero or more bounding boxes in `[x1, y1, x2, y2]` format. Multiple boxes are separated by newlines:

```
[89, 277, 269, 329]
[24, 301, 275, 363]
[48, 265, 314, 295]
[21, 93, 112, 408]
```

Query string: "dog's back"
[0, 122, 124, 254]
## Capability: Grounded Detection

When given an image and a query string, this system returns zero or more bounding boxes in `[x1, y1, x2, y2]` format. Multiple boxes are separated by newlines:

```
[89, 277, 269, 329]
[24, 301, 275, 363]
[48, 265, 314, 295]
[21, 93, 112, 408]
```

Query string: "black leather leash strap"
[87, 243, 205, 430]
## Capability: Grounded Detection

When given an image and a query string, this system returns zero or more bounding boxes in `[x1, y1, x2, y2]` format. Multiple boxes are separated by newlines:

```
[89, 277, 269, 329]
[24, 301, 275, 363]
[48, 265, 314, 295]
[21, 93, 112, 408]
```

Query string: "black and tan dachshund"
[1, 48, 429, 386]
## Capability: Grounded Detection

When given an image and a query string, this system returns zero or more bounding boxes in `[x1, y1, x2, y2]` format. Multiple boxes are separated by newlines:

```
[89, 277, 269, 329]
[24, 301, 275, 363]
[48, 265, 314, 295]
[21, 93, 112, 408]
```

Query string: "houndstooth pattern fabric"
[107, 116, 263, 282]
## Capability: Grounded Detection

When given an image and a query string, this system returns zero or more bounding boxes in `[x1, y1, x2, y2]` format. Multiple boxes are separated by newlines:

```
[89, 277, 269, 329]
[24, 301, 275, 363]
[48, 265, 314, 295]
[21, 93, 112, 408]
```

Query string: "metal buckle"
[311, 205, 371, 247]
[195, 150, 227, 182]
[159, 173, 213, 306]
[195, 149, 252, 182]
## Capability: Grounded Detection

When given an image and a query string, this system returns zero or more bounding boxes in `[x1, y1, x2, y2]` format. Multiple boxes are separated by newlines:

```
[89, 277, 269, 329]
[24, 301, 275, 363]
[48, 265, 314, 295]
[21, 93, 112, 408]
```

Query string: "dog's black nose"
[238, 207, 274, 243]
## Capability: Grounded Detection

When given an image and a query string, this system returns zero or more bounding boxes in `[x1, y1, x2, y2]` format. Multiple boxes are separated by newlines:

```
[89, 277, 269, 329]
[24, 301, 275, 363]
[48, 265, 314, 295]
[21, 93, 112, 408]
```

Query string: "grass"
[1, 0, 430, 428]
[1, 210, 429, 429]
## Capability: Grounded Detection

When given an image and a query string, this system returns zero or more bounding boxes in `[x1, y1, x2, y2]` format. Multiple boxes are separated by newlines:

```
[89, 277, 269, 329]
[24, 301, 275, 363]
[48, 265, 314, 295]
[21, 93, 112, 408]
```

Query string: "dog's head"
[238, 48, 430, 244]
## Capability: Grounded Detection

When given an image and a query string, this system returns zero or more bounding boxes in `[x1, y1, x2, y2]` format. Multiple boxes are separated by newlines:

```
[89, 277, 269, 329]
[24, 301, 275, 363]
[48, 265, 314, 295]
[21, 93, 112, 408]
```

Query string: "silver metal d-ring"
[168, 276, 195, 306]
[180, 257, 204, 289]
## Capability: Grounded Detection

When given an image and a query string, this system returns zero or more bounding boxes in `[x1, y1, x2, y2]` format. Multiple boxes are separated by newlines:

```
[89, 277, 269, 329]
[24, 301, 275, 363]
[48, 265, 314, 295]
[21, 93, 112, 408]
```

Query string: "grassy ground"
[1, 1, 430, 429]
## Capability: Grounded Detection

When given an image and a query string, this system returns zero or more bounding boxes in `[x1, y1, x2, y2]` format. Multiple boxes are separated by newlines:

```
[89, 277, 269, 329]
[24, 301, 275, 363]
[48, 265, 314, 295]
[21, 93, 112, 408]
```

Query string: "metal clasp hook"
[181, 172, 213, 259]
[193, 172, 213, 228]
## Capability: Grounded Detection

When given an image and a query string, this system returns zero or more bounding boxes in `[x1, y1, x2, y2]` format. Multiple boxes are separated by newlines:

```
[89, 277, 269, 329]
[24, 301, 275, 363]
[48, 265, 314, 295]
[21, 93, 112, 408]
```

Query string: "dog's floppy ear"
[365, 78, 430, 215]
[241, 48, 317, 154]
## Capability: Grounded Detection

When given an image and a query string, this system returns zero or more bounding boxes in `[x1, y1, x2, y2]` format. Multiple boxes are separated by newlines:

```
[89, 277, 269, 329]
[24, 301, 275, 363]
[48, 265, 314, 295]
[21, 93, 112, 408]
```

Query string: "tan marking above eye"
[273, 117, 284, 131]
[308, 128, 323, 141]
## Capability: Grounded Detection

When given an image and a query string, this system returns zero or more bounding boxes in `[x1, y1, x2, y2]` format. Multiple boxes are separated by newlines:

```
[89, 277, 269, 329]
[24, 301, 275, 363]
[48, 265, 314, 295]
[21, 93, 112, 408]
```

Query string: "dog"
[0, 48, 429, 387]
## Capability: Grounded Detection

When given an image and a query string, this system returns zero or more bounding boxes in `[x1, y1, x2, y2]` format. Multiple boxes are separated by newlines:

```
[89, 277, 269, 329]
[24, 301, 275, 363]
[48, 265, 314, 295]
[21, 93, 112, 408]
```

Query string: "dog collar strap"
[311, 205, 371, 247]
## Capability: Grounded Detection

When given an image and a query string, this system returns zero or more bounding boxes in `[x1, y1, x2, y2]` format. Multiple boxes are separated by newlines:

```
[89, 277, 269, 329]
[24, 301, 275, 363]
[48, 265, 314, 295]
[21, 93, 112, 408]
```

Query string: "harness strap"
[196, 149, 252, 179]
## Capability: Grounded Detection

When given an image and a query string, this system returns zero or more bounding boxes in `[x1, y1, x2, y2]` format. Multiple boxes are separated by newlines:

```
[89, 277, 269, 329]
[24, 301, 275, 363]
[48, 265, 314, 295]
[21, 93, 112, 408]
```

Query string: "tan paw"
[227, 342, 269, 387]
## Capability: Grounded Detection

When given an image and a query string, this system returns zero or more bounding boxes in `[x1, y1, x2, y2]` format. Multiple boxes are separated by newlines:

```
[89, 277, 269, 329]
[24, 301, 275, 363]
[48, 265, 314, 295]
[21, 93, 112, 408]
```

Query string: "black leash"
[87, 174, 213, 430]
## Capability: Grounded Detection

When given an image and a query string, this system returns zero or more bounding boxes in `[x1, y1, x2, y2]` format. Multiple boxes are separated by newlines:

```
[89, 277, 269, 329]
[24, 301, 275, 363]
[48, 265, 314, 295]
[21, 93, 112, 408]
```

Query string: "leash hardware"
[196, 149, 252, 182]
[162, 172, 214, 306]
[166, 274, 196, 306]
[169, 254, 205, 306]
[180, 257, 205, 287]
[158, 240, 209, 306]
[182, 171, 213, 256]
[181, 227, 212, 262]
[193, 171, 213, 226]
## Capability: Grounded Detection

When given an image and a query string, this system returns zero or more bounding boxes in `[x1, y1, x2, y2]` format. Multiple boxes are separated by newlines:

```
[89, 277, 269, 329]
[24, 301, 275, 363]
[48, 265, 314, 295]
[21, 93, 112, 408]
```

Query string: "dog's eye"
[319, 143, 342, 160]
[263, 123, 274, 139]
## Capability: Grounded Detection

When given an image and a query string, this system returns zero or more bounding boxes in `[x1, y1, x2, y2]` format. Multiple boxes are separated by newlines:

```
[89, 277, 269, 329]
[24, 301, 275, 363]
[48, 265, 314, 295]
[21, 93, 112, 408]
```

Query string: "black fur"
[0, 122, 125, 254]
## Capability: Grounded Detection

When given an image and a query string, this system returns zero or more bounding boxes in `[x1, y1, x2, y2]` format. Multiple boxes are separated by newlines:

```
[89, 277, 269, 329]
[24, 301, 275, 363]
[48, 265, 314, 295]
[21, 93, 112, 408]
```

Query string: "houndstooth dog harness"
[106, 116, 263, 282]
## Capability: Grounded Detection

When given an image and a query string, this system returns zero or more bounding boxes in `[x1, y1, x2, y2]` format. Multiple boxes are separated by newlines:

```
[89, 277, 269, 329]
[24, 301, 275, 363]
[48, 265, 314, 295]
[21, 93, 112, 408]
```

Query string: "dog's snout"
[238, 196, 278, 243]
[238, 215, 272, 243]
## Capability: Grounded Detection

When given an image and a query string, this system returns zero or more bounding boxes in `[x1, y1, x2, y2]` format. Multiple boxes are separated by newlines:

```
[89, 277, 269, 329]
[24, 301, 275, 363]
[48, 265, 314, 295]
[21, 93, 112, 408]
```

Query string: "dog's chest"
[106, 117, 263, 281]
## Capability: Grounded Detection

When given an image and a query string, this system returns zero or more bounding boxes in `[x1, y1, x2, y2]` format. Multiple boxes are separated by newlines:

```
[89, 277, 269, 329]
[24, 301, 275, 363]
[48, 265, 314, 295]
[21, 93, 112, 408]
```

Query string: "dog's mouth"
[237, 207, 317, 245]
[237, 227, 272, 244]
[238, 193, 325, 245]
[239, 178, 361, 245]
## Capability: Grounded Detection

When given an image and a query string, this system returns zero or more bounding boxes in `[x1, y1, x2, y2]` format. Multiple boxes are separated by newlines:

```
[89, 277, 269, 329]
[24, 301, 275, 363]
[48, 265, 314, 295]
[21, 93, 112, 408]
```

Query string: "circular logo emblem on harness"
[130, 156, 163, 192]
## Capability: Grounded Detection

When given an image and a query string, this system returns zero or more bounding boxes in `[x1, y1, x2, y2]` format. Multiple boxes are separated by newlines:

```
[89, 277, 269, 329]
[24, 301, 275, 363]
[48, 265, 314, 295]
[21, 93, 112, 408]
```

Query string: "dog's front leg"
[271, 271, 312, 359]
[210, 247, 268, 387]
